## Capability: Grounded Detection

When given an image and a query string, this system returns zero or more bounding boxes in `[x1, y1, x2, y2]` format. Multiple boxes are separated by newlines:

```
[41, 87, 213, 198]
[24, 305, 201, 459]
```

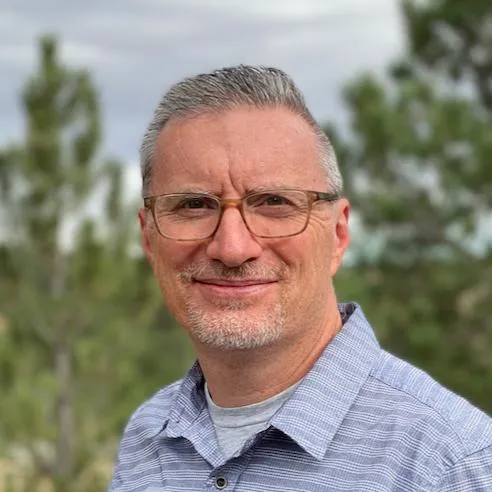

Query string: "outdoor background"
[0, 0, 491, 490]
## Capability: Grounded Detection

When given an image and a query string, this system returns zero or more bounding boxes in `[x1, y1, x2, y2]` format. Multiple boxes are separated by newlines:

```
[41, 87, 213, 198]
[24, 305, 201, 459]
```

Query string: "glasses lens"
[154, 194, 220, 240]
[244, 190, 309, 237]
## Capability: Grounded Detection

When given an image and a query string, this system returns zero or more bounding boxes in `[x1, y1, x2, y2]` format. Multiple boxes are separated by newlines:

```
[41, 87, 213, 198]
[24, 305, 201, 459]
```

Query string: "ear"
[138, 207, 155, 267]
[329, 198, 351, 276]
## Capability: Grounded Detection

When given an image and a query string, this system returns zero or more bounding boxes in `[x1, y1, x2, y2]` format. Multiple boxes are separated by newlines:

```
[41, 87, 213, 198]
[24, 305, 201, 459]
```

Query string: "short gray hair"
[140, 65, 343, 197]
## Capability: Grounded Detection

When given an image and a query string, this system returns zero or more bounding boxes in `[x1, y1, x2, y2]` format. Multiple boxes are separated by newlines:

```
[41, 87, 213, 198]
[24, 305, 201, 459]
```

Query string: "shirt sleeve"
[434, 445, 492, 491]
[108, 467, 123, 492]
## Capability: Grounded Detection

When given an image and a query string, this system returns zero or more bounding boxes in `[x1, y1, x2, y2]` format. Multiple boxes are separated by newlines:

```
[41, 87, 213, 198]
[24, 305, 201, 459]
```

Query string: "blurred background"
[0, 0, 491, 490]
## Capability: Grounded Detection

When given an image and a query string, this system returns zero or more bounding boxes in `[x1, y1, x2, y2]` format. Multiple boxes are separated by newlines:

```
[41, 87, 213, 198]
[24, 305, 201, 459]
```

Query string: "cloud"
[0, 0, 403, 72]
[0, 0, 404, 163]
[123, 161, 142, 202]
[59, 41, 120, 66]
[0, 43, 34, 67]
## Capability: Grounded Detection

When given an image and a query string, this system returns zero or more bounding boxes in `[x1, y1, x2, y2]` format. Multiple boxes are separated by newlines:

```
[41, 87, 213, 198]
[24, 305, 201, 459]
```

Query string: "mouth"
[192, 278, 278, 299]
[195, 278, 276, 286]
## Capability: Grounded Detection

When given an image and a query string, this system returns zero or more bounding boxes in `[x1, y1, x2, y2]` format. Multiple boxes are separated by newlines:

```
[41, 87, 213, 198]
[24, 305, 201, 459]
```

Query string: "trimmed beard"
[180, 260, 287, 350]
[185, 298, 285, 350]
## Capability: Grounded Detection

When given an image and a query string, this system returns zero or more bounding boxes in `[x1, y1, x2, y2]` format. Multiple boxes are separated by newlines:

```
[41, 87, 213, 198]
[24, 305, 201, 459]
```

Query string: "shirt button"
[214, 476, 228, 489]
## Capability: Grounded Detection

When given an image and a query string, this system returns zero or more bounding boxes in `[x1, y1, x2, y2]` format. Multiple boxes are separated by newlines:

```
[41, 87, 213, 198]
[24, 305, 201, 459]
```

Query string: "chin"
[185, 305, 286, 350]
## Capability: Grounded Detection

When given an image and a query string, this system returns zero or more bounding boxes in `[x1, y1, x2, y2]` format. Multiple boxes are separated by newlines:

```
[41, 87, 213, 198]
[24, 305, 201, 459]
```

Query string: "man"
[110, 66, 492, 491]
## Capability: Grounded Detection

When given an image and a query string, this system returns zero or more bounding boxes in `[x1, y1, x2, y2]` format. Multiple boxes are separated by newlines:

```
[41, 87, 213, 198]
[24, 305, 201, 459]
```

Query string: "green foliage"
[402, 0, 492, 108]
[0, 35, 193, 490]
[333, 0, 492, 414]
[2, 2, 492, 489]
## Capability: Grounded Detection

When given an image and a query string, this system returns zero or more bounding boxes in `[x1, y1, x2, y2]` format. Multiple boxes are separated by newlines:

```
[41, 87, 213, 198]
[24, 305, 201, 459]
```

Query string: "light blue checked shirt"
[109, 303, 492, 491]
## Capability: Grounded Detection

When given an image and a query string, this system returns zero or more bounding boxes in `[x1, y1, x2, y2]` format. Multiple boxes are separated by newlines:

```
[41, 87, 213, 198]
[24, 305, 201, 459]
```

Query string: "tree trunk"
[54, 332, 74, 482]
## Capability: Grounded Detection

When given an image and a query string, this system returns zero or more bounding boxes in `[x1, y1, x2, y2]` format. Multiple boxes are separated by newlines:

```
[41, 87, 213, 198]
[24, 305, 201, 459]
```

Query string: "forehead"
[151, 106, 326, 194]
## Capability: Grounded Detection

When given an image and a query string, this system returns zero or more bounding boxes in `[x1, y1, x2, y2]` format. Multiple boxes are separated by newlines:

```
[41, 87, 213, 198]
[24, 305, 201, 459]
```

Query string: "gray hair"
[140, 65, 343, 197]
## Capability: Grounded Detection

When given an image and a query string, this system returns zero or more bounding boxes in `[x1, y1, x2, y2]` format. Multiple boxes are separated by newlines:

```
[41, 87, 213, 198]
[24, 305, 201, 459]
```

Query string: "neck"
[194, 302, 342, 408]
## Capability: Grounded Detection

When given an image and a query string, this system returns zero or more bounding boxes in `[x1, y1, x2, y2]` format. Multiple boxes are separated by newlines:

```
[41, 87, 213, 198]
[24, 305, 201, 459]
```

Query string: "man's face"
[139, 106, 350, 350]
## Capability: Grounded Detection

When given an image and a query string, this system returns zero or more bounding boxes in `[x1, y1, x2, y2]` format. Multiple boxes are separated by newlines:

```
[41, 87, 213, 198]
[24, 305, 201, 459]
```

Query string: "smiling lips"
[193, 278, 277, 298]
[196, 278, 275, 286]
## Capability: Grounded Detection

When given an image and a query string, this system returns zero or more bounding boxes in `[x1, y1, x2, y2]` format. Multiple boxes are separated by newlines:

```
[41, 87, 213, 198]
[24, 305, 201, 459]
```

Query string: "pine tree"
[333, 0, 492, 413]
[0, 35, 192, 491]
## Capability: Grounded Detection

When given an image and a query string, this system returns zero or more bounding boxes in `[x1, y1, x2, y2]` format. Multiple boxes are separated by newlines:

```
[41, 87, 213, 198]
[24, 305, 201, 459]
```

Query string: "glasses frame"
[143, 188, 341, 241]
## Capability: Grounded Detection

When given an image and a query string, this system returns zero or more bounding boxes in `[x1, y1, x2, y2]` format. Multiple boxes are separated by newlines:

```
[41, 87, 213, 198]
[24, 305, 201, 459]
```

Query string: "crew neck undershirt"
[205, 381, 300, 460]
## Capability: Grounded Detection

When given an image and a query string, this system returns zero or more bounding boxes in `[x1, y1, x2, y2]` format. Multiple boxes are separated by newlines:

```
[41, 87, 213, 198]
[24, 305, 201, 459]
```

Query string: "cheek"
[154, 237, 201, 268]
[272, 231, 329, 283]
[272, 230, 335, 308]
[152, 242, 200, 301]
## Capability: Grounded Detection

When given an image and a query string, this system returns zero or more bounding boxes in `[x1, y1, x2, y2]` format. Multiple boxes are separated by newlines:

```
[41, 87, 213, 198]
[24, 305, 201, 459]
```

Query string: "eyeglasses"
[143, 188, 341, 241]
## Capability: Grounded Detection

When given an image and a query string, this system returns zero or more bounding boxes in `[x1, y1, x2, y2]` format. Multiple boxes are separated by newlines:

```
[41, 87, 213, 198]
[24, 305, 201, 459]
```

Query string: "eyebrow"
[171, 185, 295, 196]
[172, 188, 218, 195]
[246, 184, 296, 193]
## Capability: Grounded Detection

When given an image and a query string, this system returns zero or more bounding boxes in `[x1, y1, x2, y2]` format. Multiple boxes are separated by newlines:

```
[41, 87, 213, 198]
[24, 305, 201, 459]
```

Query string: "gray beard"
[185, 298, 285, 350]
[179, 260, 287, 350]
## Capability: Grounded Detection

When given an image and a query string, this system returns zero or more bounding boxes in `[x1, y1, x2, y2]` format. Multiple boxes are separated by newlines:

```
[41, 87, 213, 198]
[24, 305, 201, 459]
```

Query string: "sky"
[0, 0, 405, 201]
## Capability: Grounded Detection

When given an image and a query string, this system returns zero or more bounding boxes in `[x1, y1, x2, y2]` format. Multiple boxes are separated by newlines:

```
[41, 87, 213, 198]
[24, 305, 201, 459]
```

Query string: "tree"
[0, 36, 193, 491]
[402, 0, 492, 110]
[332, 0, 492, 413]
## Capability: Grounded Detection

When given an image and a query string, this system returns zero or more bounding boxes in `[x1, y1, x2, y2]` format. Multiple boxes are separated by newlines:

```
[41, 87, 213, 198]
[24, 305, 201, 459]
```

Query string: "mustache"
[179, 261, 286, 283]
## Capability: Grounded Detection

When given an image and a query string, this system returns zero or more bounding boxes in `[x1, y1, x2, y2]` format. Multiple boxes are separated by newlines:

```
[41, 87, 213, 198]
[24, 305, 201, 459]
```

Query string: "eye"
[181, 197, 208, 209]
[175, 195, 218, 211]
[248, 193, 292, 207]
[263, 194, 289, 206]
[246, 191, 307, 219]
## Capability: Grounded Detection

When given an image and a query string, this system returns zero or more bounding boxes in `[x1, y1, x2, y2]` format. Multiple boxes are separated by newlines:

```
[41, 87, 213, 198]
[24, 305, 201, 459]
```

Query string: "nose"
[205, 206, 263, 267]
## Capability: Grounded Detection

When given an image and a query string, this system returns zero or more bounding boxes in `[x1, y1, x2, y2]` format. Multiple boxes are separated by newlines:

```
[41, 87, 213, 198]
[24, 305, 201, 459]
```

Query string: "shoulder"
[109, 380, 184, 490]
[366, 350, 492, 467]
[122, 378, 183, 440]
[349, 350, 492, 489]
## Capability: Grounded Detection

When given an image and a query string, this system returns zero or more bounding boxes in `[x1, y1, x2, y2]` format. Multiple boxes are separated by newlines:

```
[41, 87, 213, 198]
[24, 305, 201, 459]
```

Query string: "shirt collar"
[270, 302, 380, 460]
[158, 361, 205, 438]
[157, 302, 380, 461]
